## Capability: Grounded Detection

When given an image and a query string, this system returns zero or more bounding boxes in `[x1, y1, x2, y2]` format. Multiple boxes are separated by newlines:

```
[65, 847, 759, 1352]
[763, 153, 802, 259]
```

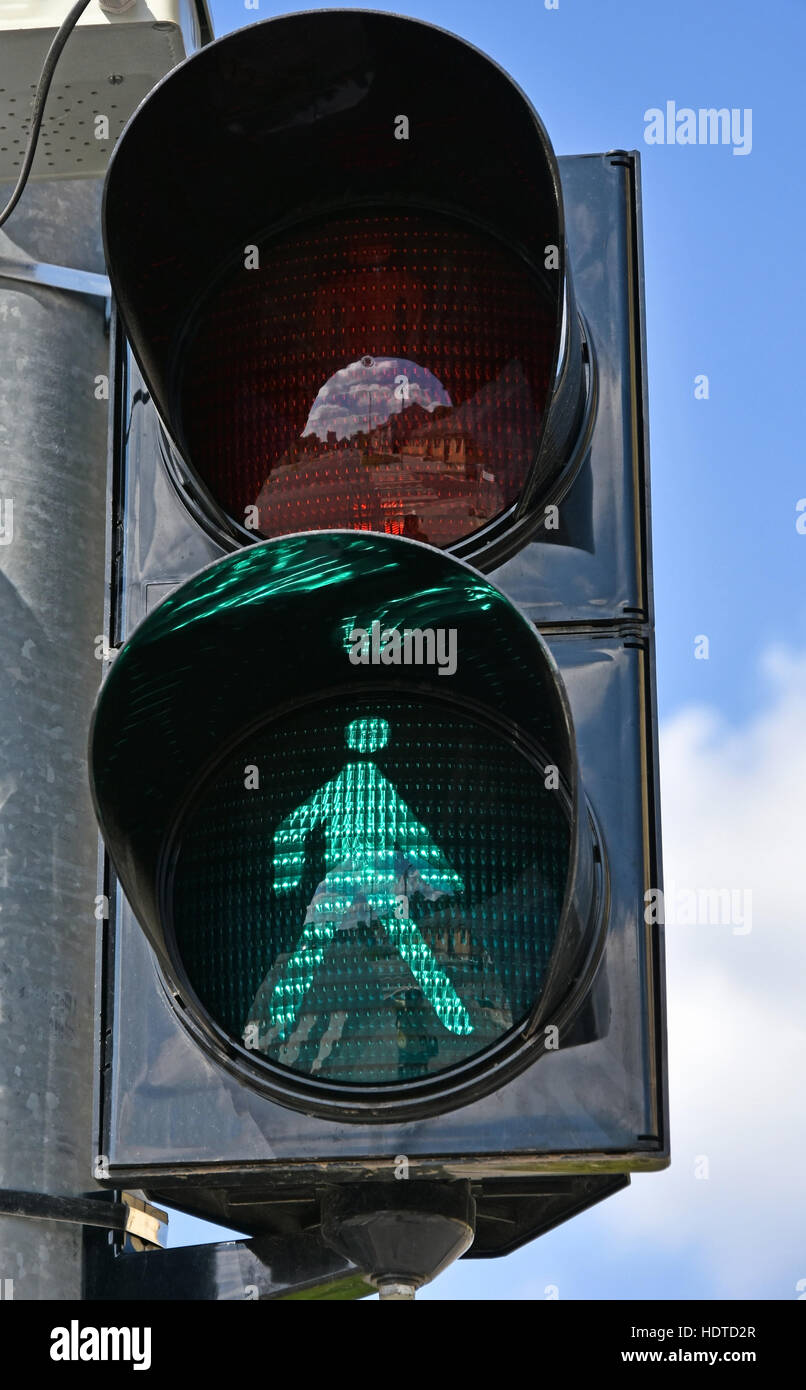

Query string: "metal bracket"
[0, 1189, 167, 1250]
[0, 256, 111, 299]
[83, 1228, 375, 1301]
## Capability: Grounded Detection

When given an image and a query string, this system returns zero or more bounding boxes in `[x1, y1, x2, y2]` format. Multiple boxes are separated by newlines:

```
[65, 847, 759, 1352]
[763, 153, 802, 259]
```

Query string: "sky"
[163, 0, 806, 1300]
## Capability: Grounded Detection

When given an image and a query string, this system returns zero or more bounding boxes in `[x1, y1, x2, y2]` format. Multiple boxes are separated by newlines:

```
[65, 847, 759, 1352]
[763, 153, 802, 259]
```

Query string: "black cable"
[0, 0, 94, 230]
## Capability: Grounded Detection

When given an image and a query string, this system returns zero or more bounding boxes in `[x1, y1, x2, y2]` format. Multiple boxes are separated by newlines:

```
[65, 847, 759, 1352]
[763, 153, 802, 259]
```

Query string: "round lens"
[177, 211, 557, 548]
[169, 695, 570, 1087]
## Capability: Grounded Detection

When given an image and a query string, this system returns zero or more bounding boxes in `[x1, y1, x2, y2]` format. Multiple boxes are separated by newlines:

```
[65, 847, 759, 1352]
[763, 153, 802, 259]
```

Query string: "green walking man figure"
[245, 715, 474, 1048]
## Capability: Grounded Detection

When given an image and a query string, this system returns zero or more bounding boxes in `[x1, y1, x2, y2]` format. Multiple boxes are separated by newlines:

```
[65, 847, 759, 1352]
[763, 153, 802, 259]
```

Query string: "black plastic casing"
[93, 11, 666, 1259]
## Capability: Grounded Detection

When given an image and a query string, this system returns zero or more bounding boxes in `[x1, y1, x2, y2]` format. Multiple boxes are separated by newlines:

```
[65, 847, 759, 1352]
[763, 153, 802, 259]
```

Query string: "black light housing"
[90, 530, 605, 1122]
[103, 10, 588, 566]
[89, 9, 666, 1270]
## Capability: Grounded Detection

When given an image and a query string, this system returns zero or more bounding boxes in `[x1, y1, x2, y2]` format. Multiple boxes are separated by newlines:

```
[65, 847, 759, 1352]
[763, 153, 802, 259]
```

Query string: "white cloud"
[591, 646, 806, 1298]
[302, 357, 451, 441]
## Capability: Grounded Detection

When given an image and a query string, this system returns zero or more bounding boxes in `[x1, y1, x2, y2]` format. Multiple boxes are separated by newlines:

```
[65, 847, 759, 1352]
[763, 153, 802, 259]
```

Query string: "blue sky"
[165, 0, 806, 1300]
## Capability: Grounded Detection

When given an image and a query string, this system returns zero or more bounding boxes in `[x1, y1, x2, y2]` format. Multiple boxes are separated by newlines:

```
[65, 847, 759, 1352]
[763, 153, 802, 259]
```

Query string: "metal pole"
[0, 178, 108, 1299]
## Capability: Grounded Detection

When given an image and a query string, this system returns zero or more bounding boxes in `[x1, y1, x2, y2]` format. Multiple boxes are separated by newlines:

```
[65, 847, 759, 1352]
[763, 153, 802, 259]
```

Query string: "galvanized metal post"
[0, 179, 108, 1298]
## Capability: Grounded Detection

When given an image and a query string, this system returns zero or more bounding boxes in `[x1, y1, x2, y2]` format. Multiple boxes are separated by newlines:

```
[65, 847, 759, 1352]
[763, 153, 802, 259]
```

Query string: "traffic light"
[92, 529, 602, 1121]
[91, 10, 667, 1278]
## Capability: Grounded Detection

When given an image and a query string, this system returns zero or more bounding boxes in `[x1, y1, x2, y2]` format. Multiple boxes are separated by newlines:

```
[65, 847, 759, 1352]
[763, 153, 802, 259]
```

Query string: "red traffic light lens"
[177, 211, 557, 547]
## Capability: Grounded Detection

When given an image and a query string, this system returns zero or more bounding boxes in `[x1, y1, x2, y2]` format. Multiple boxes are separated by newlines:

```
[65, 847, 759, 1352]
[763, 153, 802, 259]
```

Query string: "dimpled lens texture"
[170, 697, 570, 1087]
[178, 213, 556, 547]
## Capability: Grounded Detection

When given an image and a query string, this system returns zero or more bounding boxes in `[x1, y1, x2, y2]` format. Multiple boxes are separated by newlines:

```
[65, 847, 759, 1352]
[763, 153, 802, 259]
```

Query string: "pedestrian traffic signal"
[90, 9, 667, 1273]
[91, 529, 604, 1122]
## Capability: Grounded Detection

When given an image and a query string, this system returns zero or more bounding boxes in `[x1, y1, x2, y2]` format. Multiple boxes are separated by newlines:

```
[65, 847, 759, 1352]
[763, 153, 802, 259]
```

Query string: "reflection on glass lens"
[179, 212, 556, 546]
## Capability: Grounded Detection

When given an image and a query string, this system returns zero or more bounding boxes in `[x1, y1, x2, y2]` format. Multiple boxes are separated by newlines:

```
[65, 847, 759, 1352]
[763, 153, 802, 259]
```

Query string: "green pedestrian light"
[91, 530, 597, 1117]
[250, 712, 474, 1046]
[173, 698, 572, 1082]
